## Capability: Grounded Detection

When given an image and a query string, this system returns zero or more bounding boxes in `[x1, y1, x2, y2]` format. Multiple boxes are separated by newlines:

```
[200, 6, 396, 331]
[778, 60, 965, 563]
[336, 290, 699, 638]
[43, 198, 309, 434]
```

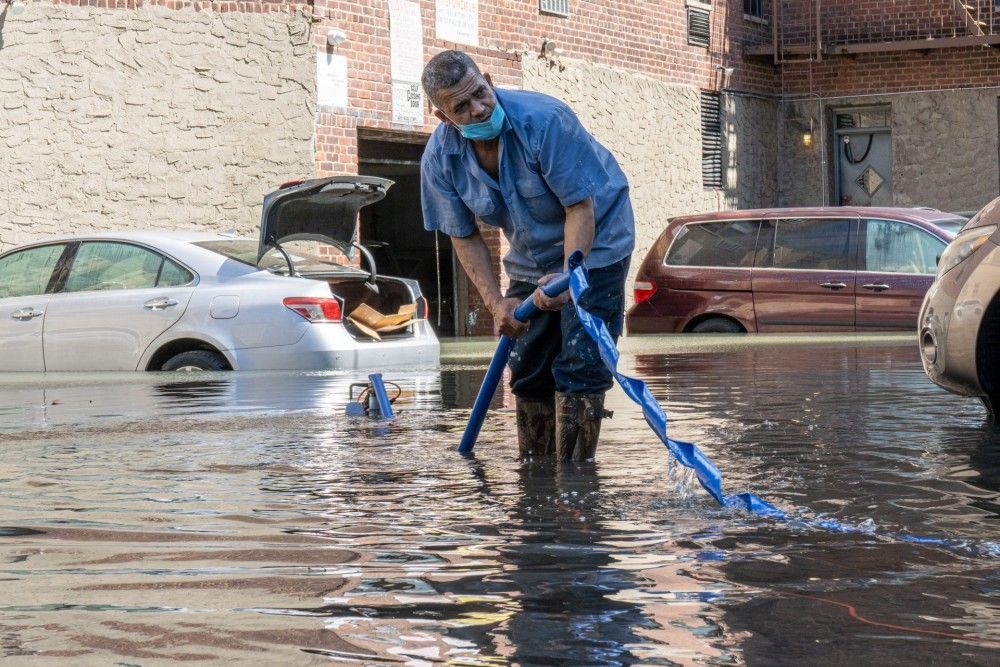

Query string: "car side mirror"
[935, 255, 941, 266]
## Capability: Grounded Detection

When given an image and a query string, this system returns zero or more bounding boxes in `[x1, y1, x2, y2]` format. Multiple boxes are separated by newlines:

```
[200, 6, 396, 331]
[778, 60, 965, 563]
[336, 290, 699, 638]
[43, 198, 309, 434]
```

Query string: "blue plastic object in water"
[457, 273, 572, 454]
[368, 373, 395, 420]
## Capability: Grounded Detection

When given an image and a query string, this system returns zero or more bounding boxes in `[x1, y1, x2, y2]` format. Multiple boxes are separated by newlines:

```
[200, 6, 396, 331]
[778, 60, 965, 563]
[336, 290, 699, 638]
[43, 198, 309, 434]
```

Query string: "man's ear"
[483, 72, 494, 88]
[433, 109, 454, 127]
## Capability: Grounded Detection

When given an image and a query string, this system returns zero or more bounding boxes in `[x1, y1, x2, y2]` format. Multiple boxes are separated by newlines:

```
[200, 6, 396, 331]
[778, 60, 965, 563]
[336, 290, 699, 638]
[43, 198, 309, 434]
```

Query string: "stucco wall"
[0, 4, 315, 250]
[779, 90, 1000, 212]
[521, 56, 777, 306]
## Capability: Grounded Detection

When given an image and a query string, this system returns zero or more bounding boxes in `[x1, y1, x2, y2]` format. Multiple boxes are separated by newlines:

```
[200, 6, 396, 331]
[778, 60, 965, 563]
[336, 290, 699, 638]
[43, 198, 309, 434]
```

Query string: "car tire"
[689, 317, 745, 334]
[160, 350, 229, 372]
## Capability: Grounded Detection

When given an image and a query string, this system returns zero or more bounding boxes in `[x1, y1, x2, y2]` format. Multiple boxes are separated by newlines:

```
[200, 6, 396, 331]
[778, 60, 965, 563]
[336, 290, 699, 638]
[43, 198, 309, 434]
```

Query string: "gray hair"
[421, 50, 482, 106]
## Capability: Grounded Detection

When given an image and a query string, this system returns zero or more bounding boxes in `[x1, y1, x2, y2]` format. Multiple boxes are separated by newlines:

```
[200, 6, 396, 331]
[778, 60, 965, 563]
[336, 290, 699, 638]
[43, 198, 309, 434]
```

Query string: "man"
[420, 50, 635, 461]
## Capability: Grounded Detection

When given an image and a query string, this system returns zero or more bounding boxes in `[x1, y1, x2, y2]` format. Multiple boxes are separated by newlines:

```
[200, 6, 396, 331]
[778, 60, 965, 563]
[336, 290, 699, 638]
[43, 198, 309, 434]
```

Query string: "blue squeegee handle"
[457, 273, 571, 454]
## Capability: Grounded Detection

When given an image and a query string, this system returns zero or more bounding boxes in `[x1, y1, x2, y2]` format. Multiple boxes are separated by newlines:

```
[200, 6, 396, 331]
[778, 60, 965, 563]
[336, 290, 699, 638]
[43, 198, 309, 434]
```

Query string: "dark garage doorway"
[357, 130, 458, 336]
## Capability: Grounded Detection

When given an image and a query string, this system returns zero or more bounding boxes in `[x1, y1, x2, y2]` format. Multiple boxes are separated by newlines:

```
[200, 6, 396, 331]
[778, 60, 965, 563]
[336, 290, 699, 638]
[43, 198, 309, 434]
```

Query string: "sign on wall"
[436, 0, 479, 46]
[389, 0, 424, 125]
[316, 53, 349, 108]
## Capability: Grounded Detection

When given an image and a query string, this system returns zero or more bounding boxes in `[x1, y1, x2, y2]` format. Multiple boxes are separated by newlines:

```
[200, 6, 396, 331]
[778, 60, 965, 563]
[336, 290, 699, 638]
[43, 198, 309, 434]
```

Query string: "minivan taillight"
[417, 296, 429, 320]
[634, 281, 657, 304]
[283, 297, 343, 322]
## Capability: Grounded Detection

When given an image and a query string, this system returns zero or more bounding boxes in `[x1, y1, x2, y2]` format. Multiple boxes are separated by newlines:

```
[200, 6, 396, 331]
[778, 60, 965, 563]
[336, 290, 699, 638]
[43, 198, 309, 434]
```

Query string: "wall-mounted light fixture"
[4, 0, 26, 15]
[541, 38, 558, 58]
[714, 64, 735, 89]
[326, 28, 347, 48]
[787, 116, 816, 148]
[801, 117, 815, 148]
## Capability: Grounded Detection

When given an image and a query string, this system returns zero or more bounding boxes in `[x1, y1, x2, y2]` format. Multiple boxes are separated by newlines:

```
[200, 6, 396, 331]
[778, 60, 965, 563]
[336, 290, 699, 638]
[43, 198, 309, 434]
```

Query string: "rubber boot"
[556, 392, 612, 462]
[515, 397, 556, 458]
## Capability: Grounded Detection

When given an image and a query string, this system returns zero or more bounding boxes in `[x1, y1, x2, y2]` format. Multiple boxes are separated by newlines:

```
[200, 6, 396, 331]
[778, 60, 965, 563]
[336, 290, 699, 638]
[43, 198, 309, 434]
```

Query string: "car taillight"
[417, 296, 429, 320]
[279, 179, 305, 189]
[283, 297, 343, 322]
[633, 280, 657, 304]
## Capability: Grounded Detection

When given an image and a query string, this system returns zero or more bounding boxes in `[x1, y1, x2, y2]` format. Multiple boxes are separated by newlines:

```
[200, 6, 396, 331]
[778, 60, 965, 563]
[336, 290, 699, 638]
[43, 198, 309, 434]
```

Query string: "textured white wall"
[779, 90, 1000, 213]
[0, 5, 316, 250]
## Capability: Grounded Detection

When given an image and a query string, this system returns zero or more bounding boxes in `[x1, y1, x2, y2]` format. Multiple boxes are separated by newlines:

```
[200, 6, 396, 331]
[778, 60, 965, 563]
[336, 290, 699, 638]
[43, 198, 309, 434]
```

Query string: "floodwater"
[1, 340, 999, 664]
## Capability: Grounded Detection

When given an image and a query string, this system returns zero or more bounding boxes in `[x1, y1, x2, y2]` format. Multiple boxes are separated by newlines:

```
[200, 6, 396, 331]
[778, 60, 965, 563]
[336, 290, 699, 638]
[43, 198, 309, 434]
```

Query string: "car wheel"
[689, 317, 745, 334]
[160, 350, 229, 372]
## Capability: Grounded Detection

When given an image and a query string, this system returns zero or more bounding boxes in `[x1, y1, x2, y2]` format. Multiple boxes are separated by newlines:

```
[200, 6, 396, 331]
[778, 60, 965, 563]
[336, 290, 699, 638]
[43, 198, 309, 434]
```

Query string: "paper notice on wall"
[436, 0, 478, 46]
[316, 53, 348, 108]
[392, 81, 424, 125]
[389, 0, 425, 125]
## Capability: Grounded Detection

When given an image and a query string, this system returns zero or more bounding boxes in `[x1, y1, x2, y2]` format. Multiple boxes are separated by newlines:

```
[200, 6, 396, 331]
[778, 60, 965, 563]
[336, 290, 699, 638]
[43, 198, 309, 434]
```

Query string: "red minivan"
[626, 207, 965, 334]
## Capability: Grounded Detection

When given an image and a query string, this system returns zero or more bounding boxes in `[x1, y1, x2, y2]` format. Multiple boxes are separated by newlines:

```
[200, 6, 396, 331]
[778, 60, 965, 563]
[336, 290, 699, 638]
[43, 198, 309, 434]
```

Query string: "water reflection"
[0, 345, 998, 662]
[498, 462, 651, 665]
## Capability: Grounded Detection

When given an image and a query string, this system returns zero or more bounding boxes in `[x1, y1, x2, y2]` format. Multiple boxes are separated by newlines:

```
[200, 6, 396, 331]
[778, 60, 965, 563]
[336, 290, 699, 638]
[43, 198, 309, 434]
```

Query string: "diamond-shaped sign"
[856, 167, 885, 197]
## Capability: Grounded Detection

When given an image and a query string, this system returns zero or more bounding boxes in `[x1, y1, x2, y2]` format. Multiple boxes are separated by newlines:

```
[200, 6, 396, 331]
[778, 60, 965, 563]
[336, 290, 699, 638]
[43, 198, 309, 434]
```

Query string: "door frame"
[832, 105, 892, 207]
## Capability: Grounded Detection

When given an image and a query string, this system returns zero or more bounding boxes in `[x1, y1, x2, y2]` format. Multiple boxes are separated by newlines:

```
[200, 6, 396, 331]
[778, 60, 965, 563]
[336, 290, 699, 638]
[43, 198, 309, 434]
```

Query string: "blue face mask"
[458, 102, 506, 141]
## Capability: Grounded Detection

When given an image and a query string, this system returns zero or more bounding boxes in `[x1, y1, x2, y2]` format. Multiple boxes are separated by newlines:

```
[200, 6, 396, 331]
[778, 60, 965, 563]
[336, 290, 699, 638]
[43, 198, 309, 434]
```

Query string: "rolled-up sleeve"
[421, 153, 476, 238]
[536, 107, 605, 208]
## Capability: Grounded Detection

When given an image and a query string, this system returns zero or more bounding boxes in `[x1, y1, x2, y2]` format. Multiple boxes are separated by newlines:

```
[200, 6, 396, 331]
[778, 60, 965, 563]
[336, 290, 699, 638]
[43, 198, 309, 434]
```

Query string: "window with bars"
[744, 0, 763, 19]
[688, 7, 711, 47]
[539, 0, 569, 17]
[701, 92, 723, 189]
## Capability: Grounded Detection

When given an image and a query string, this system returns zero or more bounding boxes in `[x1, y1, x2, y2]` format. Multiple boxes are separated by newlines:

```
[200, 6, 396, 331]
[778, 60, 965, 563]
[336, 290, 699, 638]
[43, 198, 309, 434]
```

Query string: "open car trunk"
[319, 274, 419, 341]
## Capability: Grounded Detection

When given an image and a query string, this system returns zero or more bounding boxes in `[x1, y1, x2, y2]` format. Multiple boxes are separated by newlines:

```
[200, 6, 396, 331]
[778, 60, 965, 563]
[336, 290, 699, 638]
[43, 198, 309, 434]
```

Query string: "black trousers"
[505, 257, 628, 399]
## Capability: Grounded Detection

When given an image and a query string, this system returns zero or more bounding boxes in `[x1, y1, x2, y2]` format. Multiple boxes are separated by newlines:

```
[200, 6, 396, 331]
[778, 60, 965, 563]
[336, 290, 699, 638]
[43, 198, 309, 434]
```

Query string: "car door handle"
[143, 298, 179, 311]
[819, 282, 848, 290]
[862, 283, 891, 292]
[10, 308, 43, 321]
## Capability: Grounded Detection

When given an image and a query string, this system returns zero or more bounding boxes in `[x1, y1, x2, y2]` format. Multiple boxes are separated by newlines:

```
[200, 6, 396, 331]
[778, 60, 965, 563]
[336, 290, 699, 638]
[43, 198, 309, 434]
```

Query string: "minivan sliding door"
[751, 217, 858, 333]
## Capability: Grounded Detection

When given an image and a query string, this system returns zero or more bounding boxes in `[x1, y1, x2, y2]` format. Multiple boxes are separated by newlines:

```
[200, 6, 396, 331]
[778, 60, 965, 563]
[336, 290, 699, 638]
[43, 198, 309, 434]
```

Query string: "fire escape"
[746, 0, 1000, 63]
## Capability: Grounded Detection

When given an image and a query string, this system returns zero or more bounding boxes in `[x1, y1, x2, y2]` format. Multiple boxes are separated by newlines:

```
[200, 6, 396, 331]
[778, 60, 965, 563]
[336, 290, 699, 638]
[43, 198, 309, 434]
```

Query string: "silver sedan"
[0, 177, 439, 371]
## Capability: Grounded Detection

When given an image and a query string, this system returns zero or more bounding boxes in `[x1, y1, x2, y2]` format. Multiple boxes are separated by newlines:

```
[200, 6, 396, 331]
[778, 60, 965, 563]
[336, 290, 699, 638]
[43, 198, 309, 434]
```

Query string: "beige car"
[919, 196, 1000, 414]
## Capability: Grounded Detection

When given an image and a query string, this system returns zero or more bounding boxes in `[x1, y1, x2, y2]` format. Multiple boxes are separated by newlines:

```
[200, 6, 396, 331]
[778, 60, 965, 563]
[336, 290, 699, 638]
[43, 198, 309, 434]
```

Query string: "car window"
[864, 219, 945, 274]
[931, 217, 967, 235]
[158, 257, 194, 287]
[64, 242, 192, 292]
[0, 244, 67, 298]
[766, 218, 853, 270]
[665, 221, 760, 268]
[194, 239, 359, 274]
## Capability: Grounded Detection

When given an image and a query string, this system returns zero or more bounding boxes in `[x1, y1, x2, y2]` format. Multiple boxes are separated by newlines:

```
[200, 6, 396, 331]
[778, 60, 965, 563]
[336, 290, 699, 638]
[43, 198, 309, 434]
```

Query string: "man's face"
[433, 70, 497, 128]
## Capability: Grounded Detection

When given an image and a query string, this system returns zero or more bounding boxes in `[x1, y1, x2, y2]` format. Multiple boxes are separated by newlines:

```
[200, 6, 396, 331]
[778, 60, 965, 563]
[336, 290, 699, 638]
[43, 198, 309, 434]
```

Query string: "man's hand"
[489, 296, 529, 338]
[533, 273, 571, 311]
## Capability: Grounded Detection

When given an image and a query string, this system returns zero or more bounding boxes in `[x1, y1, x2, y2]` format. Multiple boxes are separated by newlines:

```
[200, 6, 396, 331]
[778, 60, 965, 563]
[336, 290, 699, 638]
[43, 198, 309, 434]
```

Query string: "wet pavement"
[1, 336, 999, 664]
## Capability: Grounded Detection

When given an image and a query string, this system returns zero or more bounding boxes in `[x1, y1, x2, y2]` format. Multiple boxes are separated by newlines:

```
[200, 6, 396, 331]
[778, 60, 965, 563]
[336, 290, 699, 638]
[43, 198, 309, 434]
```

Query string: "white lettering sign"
[316, 53, 348, 108]
[389, 0, 425, 125]
[436, 0, 478, 46]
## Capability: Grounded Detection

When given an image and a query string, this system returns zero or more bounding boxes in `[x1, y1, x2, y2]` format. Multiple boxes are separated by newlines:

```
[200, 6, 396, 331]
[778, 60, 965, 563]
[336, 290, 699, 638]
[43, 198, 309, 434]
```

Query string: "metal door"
[751, 218, 858, 332]
[43, 242, 195, 371]
[834, 108, 893, 207]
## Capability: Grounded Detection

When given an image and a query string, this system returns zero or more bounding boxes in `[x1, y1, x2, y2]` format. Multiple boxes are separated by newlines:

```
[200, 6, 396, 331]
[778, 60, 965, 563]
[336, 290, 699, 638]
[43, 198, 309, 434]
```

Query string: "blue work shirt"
[420, 88, 635, 283]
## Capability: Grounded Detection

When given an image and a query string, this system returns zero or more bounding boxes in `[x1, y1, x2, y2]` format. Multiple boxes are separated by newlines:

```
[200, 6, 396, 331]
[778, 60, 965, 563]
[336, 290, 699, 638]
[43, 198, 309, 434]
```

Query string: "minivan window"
[762, 218, 854, 270]
[665, 221, 760, 268]
[864, 219, 945, 275]
[0, 244, 67, 298]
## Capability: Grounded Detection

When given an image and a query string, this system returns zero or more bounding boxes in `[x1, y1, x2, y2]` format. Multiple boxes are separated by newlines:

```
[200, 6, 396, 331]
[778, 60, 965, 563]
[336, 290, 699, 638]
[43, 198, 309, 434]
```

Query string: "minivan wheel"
[160, 350, 229, 371]
[689, 317, 745, 334]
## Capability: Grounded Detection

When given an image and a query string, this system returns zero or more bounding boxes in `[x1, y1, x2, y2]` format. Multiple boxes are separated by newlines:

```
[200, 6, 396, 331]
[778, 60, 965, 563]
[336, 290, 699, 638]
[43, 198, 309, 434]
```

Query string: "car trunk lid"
[258, 176, 393, 260]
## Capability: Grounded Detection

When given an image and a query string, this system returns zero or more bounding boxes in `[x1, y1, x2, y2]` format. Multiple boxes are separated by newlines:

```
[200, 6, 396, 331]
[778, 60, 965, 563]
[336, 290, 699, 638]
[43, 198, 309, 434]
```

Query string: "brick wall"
[779, 49, 1000, 96]
[776, 0, 973, 45]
